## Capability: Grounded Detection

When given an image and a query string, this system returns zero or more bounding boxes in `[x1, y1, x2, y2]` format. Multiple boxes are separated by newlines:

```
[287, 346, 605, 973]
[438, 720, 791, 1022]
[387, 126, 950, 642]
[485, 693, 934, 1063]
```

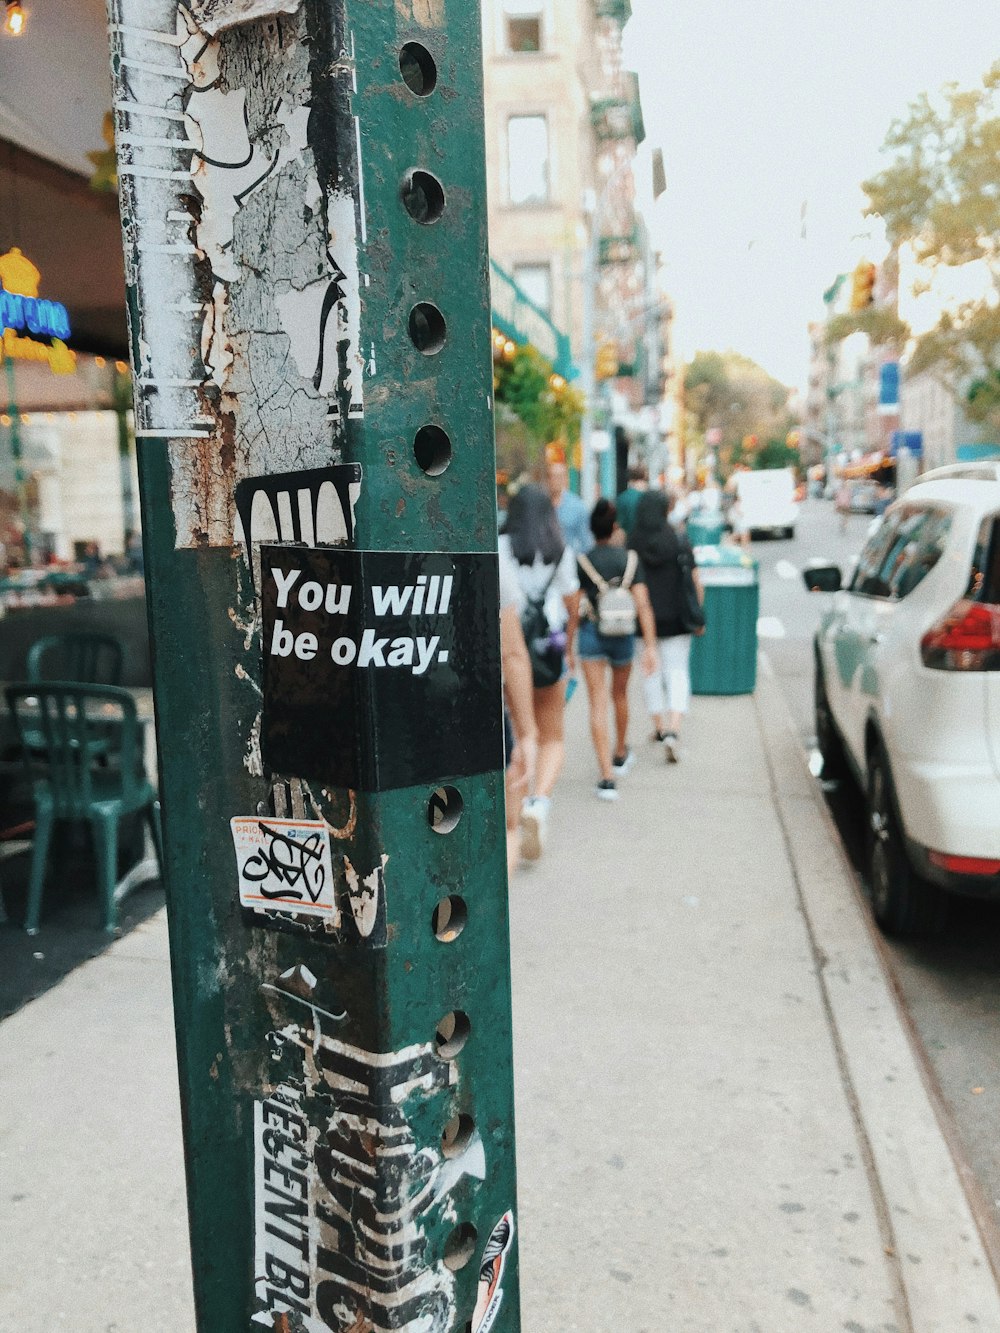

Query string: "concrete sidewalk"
[1, 666, 997, 1331]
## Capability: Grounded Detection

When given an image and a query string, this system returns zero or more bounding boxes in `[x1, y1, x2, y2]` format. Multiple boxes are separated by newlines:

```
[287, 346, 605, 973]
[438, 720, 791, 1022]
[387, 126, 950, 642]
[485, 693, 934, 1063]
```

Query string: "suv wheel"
[814, 657, 847, 780]
[867, 749, 948, 937]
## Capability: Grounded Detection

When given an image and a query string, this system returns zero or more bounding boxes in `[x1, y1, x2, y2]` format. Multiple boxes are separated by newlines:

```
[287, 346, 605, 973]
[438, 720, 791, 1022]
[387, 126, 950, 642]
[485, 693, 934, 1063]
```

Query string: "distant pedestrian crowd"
[499, 463, 705, 873]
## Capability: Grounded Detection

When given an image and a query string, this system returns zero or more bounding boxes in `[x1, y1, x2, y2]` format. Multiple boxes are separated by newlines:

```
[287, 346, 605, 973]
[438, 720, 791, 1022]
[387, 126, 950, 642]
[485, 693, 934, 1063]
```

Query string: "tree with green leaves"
[493, 343, 583, 475]
[862, 62, 1000, 432]
[684, 350, 796, 476]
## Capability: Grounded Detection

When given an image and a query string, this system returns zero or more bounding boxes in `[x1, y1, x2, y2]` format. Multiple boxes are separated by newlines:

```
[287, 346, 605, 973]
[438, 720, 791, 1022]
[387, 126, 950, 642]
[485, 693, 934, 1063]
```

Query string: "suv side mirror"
[803, 562, 842, 593]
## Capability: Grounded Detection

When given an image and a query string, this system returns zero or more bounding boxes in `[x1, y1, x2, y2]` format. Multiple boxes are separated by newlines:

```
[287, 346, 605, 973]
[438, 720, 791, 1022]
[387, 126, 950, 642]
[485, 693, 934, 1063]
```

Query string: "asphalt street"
[753, 496, 1000, 1233]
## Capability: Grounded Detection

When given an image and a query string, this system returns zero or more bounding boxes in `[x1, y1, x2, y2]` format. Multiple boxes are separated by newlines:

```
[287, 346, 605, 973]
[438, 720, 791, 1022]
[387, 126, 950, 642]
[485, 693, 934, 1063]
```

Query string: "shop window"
[514, 262, 552, 314]
[507, 115, 549, 206]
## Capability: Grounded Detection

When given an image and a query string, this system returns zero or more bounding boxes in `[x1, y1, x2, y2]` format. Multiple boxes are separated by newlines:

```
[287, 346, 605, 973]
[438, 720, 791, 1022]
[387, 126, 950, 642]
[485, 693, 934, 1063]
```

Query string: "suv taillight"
[921, 599, 1000, 670]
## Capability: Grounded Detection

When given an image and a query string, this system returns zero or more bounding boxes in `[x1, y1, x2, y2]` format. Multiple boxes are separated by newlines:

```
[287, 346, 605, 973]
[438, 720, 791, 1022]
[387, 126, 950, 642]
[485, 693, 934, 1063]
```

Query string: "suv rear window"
[849, 505, 952, 599]
[969, 514, 1000, 603]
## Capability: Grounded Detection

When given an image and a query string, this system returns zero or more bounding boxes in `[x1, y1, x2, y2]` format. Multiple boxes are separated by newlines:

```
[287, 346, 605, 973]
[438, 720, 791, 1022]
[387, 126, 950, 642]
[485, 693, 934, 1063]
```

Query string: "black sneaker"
[596, 779, 619, 801]
[612, 749, 635, 776]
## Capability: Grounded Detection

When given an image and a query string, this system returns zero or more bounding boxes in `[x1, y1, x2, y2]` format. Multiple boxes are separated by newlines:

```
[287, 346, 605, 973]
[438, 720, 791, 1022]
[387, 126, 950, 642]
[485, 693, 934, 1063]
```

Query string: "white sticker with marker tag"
[231, 816, 338, 921]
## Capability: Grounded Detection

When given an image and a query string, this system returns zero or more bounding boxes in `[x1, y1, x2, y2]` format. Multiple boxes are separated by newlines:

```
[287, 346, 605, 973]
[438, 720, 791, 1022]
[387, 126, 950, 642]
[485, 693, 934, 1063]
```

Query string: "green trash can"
[686, 511, 726, 546]
[690, 546, 759, 695]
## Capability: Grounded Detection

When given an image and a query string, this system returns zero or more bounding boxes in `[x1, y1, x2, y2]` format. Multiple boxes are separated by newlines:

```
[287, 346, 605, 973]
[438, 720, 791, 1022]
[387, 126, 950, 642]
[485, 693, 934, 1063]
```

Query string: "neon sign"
[0, 248, 77, 376]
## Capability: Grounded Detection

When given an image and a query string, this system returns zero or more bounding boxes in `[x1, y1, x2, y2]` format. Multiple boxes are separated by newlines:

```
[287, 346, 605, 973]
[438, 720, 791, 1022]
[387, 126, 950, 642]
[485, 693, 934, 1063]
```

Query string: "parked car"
[848, 480, 881, 513]
[804, 463, 1000, 935]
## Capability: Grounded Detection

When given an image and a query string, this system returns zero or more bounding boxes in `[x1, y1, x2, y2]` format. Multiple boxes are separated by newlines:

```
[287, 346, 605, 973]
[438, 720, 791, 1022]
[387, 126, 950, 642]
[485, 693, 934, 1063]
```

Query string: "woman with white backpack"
[499, 483, 580, 859]
[576, 498, 658, 800]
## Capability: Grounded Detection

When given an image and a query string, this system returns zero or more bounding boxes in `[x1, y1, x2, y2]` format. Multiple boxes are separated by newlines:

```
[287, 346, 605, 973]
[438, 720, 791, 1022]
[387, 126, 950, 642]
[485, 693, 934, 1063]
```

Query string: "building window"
[514, 262, 552, 313]
[507, 15, 541, 50]
[507, 115, 549, 206]
[503, 0, 543, 51]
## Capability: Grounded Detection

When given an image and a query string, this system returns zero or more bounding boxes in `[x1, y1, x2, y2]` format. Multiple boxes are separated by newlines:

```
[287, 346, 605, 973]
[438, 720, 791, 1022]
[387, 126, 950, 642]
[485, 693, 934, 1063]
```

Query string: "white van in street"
[732, 468, 799, 538]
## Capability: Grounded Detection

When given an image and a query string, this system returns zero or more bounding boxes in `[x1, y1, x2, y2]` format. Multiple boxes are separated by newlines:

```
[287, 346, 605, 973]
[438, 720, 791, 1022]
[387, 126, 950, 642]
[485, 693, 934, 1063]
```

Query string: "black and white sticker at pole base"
[472, 1211, 515, 1333]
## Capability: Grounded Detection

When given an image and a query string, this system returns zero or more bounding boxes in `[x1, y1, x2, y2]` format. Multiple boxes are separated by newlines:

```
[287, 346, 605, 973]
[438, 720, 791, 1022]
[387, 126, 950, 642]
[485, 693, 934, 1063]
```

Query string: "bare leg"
[532, 679, 567, 799]
[505, 761, 526, 876]
[611, 662, 632, 758]
[581, 658, 613, 780]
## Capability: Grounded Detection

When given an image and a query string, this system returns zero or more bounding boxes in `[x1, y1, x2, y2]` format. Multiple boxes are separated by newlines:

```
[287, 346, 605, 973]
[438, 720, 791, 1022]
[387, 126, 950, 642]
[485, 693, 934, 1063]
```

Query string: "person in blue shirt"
[546, 460, 591, 556]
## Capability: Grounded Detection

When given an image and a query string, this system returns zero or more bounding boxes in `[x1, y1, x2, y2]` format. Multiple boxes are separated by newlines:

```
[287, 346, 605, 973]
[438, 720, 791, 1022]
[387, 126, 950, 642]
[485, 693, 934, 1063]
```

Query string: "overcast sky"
[624, 1, 1000, 391]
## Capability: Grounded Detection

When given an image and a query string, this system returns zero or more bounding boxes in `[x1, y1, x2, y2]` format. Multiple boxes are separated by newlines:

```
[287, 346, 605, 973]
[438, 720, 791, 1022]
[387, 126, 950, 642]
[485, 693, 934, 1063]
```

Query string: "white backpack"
[578, 550, 638, 636]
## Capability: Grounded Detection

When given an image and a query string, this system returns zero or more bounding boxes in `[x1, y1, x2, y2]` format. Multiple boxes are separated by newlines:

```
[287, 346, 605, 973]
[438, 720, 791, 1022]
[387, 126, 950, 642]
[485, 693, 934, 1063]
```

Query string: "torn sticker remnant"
[232, 816, 338, 921]
[190, 0, 304, 36]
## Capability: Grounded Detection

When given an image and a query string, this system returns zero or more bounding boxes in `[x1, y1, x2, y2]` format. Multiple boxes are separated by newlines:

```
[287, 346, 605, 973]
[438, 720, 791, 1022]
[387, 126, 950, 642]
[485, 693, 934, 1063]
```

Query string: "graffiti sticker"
[472, 1211, 515, 1333]
[232, 816, 338, 921]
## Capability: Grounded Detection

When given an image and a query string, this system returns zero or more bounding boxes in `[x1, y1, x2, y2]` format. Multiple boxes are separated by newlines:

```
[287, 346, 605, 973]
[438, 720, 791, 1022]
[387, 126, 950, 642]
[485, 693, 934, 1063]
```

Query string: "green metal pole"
[105, 2, 519, 1330]
[3, 353, 31, 564]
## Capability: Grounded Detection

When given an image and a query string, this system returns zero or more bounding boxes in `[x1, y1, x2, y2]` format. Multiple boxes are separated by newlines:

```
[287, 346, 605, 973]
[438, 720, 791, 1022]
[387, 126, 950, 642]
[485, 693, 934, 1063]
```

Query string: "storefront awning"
[839, 453, 894, 479]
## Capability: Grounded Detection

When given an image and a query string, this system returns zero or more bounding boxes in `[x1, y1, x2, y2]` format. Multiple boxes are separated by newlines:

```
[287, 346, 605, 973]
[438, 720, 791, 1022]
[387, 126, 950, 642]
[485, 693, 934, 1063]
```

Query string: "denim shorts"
[578, 619, 635, 667]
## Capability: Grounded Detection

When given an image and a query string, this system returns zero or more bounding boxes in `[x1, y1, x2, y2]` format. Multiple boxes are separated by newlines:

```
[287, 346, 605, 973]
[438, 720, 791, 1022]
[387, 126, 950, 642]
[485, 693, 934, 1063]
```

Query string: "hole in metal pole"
[408, 302, 447, 355]
[435, 1010, 471, 1060]
[441, 1112, 475, 1158]
[402, 169, 445, 224]
[443, 1222, 477, 1271]
[428, 785, 463, 833]
[399, 42, 437, 95]
[414, 424, 452, 476]
[432, 895, 467, 943]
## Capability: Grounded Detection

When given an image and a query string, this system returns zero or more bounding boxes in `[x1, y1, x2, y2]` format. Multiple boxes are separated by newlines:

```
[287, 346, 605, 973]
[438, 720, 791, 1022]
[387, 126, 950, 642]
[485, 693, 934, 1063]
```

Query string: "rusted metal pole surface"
[105, 1, 519, 1328]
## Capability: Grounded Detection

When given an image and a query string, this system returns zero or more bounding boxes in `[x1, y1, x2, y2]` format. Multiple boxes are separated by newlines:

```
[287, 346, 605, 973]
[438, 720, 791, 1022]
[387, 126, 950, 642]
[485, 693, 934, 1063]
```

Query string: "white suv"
[805, 464, 1000, 935]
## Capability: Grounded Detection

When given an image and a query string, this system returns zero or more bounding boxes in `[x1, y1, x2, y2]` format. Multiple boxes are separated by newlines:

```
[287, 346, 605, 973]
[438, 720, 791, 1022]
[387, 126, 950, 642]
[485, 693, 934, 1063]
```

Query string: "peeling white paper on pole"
[190, 0, 303, 36]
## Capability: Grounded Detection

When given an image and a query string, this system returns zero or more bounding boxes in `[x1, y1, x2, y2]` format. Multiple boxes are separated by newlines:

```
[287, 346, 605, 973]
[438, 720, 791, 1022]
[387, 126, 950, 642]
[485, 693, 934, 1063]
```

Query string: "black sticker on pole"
[261, 545, 503, 792]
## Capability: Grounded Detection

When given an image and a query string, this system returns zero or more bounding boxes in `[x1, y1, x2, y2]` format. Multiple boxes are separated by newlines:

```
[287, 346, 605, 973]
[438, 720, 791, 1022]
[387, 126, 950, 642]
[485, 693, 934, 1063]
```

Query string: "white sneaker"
[663, 733, 679, 764]
[520, 797, 548, 860]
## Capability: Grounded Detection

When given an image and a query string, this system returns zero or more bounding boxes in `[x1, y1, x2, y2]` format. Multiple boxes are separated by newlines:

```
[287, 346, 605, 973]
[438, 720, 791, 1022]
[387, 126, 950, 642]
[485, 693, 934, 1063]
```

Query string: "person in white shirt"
[498, 483, 580, 859]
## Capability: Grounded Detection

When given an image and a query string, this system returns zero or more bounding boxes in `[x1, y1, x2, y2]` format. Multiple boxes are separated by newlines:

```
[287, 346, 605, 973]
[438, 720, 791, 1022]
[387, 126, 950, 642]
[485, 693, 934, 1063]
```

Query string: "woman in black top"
[631, 490, 704, 763]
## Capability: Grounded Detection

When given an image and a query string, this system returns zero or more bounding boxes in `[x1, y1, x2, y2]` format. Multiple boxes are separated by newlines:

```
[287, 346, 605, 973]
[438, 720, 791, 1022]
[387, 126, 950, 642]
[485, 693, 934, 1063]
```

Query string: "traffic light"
[850, 261, 876, 311]
[595, 340, 619, 380]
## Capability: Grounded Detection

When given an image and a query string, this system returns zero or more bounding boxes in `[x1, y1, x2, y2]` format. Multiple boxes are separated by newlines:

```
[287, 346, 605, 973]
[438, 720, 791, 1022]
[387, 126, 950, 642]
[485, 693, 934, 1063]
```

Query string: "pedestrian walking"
[835, 479, 852, 533]
[546, 460, 591, 556]
[728, 495, 751, 551]
[576, 498, 658, 800]
[499, 557, 538, 877]
[499, 483, 580, 858]
[632, 490, 705, 763]
[614, 463, 649, 541]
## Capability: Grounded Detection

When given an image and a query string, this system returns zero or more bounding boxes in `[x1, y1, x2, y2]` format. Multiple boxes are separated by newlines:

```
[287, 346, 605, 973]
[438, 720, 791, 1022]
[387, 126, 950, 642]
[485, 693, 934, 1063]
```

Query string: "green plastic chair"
[5, 683, 162, 934]
[26, 632, 124, 686]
